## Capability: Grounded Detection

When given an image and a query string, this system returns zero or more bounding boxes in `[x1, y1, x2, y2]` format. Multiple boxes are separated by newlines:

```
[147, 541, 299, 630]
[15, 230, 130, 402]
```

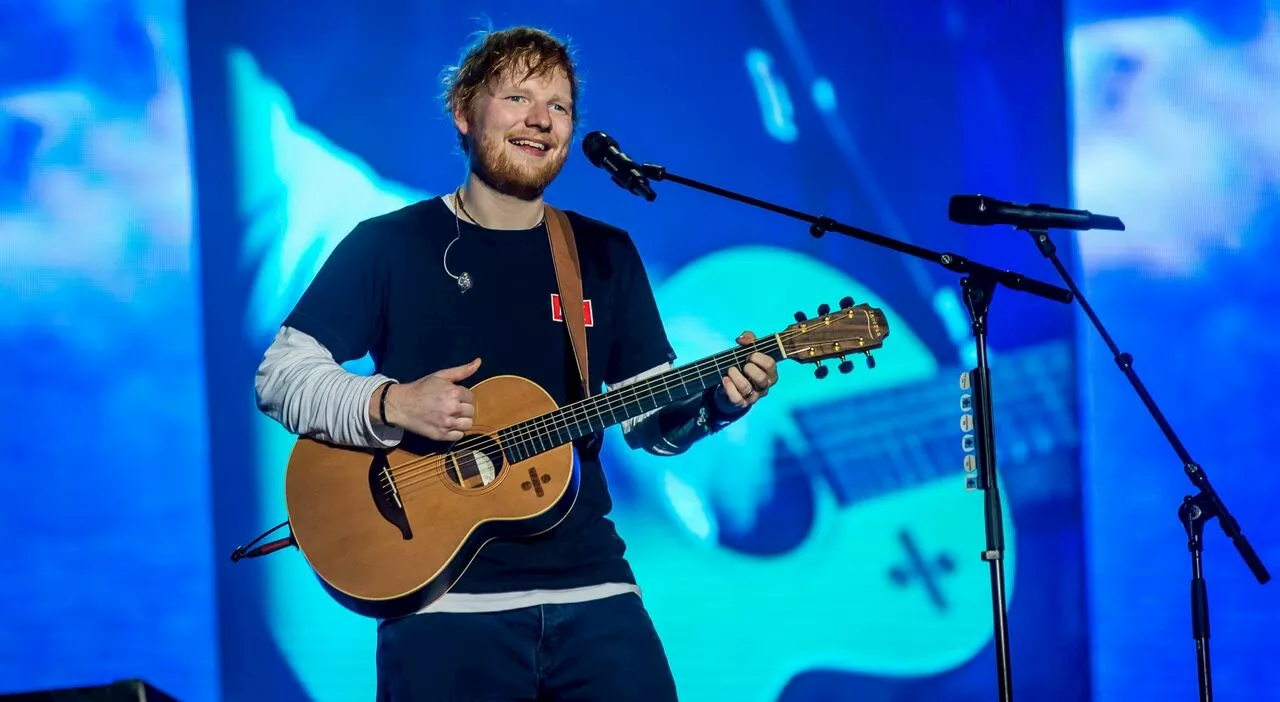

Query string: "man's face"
[456, 65, 574, 200]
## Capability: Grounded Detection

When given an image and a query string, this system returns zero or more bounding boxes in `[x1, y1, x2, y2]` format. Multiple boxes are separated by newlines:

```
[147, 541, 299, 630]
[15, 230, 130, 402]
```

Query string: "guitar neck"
[500, 335, 786, 464]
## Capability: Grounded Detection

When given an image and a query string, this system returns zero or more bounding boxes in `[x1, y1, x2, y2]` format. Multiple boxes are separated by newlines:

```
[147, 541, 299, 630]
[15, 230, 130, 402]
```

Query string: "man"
[255, 26, 779, 701]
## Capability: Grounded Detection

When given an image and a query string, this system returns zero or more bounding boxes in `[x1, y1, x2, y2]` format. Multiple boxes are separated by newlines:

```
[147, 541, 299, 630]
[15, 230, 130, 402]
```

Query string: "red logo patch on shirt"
[551, 294, 594, 327]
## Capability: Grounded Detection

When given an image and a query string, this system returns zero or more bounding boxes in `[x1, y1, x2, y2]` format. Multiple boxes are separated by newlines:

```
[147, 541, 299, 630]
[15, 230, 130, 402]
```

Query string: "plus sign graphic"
[521, 467, 552, 497]
[887, 529, 957, 611]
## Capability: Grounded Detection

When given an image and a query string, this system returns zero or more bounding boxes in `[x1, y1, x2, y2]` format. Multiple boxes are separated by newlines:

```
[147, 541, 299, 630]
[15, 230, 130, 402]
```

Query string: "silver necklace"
[443, 187, 473, 293]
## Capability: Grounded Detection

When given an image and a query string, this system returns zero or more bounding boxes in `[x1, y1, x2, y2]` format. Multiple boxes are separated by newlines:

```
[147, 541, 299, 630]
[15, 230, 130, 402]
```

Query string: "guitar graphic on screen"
[607, 245, 1077, 702]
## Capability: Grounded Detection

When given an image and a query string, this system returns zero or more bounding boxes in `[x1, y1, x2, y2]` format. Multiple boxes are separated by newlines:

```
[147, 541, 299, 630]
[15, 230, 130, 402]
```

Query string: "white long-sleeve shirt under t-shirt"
[255, 326, 683, 615]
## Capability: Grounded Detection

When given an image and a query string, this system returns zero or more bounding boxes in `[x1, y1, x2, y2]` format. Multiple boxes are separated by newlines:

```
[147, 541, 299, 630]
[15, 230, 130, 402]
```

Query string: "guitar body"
[284, 374, 580, 619]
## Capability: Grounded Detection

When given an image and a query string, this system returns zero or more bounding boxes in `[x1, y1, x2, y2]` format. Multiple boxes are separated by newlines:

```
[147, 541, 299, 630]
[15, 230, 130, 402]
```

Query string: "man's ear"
[452, 103, 470, 138]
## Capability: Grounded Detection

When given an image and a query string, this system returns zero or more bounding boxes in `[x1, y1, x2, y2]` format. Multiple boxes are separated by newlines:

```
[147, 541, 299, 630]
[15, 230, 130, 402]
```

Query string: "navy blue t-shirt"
[283, 196, 676, 593]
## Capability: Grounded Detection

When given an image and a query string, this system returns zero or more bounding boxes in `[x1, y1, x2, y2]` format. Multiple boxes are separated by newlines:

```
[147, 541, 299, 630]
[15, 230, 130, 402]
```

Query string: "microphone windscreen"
[948, 195, 992, 225]
[582, 131, 614, 166]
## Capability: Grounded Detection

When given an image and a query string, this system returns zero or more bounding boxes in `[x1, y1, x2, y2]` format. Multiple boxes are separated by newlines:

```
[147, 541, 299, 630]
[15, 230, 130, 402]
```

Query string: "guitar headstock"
[780, 296, 889, 378]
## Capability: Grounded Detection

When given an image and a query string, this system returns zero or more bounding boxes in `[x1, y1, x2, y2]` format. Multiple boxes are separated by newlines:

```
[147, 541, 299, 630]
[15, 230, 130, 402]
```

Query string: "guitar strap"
[544, 205, 590, 400]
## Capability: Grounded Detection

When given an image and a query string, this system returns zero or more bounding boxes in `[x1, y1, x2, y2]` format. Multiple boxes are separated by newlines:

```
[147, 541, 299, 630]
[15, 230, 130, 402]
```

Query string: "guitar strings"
[382, 314, 878, 497]
[382, 308, 884, 500]
[382, 313, 877, 498]
[383, 333, 788, 496]
[499, 304, 874, 465]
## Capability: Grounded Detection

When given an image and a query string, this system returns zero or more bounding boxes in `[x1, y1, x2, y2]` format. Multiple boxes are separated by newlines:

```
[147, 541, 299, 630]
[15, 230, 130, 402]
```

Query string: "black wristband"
[378, 381, 396, 427]
[704, 386, 748, 427]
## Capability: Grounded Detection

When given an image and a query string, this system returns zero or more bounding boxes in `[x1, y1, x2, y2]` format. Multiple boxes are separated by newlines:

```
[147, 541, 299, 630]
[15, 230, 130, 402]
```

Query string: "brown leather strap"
[544, 205, 590, 399]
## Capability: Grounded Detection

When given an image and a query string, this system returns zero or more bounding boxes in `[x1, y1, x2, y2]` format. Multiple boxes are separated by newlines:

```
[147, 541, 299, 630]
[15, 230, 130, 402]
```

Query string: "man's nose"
[526, 103, 552, 130]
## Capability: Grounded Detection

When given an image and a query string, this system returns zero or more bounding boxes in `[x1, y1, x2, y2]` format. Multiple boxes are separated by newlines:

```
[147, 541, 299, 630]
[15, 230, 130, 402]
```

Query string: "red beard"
[470, 130, 568, 201]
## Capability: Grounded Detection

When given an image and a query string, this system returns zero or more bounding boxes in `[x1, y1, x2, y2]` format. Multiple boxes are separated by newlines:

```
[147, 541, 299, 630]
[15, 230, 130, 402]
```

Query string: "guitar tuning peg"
[864, 351, 876, 369]
[814, 362, 829, 379]
[794, 311, 807, 322]
[839, 356, 854, 373]
[817, 303, 831, 316]
[839, 296, 854, 309]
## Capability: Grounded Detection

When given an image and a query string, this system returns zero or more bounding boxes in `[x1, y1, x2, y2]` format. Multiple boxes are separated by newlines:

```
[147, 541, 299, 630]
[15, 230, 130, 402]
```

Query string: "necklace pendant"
[457, 272, 473, 293]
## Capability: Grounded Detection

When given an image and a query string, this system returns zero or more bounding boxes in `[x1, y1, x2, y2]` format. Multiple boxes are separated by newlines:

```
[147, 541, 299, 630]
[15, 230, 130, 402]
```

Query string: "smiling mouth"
[508, 138, 550, 154]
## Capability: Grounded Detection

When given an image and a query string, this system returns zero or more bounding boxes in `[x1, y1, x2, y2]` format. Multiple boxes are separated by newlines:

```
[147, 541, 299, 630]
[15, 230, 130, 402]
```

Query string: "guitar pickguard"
[368, 452, 412, 540]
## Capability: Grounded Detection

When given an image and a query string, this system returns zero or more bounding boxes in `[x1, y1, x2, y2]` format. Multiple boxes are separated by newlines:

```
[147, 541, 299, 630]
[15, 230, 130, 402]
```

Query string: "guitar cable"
[229, 520, 294, 562]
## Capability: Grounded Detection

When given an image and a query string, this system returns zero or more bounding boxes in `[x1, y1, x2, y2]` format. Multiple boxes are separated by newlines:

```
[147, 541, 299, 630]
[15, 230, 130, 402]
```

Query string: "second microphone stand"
[1020, 227, 1270, 702]
[636, 163, 1072, 702]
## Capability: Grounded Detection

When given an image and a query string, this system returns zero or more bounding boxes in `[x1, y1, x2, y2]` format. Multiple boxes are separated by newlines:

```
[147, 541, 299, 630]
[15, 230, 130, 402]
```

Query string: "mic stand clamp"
[637, 162, 1075, 702]
[1181, 490, 1215, 701]
[1021, 226, 1270, 702]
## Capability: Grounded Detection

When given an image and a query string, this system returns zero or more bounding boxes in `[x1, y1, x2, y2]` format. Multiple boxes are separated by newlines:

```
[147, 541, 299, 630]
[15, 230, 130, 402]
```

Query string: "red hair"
[442, 26, 580, 153]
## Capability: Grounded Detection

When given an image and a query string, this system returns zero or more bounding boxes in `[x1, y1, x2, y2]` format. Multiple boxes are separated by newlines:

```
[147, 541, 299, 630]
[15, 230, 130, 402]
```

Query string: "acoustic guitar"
[282, 298, 890, 619]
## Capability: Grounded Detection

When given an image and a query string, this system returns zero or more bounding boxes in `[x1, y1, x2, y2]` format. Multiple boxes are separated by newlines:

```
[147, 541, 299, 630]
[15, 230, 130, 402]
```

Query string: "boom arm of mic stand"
[639, 163, 1073, 304]
[1023, 227, 1270, 584]
[637, 161, 1074, 702]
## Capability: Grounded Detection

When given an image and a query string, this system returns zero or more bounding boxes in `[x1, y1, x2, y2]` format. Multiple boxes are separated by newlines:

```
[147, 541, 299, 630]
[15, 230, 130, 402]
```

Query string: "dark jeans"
[375, 593, 679, 701]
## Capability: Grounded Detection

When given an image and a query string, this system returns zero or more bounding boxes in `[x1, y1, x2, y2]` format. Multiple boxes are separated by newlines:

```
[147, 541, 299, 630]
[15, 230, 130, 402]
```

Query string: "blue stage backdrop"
[1068, 0, 1280, 699]
[187, 1, 1086, 700]
[4, 1, 1277, 700]
[0, 1, 219, 701]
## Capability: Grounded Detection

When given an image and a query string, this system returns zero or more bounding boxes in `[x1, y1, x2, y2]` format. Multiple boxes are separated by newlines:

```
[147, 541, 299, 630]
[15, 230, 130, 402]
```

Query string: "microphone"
[949, 194, 1125, 232]
[582, 131, 656, 201]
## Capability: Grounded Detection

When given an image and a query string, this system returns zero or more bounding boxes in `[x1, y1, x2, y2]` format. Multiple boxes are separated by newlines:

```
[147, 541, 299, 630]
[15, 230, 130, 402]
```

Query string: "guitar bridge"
[368, 453, 413, 540]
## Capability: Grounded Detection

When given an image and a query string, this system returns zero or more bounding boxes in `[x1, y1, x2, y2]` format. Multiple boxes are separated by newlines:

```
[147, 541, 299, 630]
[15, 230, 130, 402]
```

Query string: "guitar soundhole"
[445, 434, 506, 490]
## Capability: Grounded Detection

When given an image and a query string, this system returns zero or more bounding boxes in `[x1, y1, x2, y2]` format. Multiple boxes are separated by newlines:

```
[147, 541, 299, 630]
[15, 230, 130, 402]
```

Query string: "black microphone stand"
[635, 163, 1073, 702]
[1020, 227, 1271, 702]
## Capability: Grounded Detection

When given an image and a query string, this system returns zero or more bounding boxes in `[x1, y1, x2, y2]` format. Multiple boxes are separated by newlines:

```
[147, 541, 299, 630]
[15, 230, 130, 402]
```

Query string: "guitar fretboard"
[499, 335, 787, 464]
[794, 342, 1078, 506]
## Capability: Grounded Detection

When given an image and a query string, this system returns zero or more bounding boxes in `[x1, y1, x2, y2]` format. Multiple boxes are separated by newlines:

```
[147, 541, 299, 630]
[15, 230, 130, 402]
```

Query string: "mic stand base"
[960, 273, 1014, 702]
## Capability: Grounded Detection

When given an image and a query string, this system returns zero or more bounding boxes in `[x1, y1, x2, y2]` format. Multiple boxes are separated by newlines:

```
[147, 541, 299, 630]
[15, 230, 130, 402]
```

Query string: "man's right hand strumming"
[375, 358, 482, 441]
